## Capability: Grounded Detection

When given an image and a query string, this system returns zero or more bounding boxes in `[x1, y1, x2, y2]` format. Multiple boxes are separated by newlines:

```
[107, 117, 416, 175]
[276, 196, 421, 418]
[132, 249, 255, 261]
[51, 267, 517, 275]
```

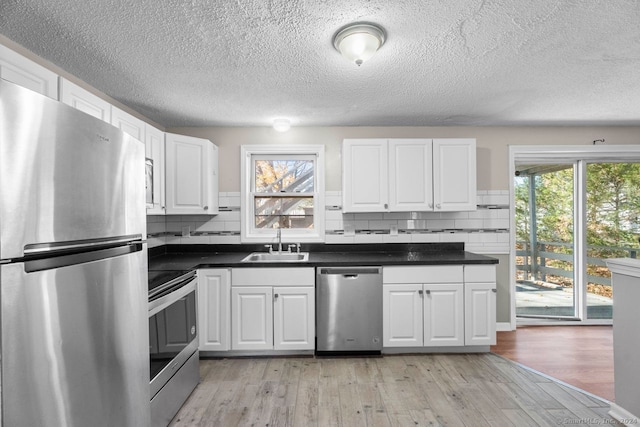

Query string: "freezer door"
[0, 247, 150, 427]
[0, 80, 146, 259]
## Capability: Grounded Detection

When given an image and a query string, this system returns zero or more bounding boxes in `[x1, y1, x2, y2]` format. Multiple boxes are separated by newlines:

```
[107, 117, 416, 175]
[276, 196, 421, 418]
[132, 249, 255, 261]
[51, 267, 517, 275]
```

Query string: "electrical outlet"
[181, 226, 191, 237]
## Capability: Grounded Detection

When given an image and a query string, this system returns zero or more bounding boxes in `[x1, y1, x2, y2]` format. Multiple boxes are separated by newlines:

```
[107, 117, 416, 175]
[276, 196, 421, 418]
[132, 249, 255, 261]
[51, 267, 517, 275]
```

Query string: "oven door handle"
[148, 270, 197, 302]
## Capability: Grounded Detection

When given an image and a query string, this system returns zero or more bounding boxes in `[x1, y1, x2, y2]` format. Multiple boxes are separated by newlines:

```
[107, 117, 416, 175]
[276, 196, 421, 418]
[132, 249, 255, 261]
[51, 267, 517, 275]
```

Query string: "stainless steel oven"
[148, 270, 199, 427]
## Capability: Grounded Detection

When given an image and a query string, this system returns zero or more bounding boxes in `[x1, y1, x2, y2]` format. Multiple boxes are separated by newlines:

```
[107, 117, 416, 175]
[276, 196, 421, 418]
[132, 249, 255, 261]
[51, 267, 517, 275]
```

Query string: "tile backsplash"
[147, 190, 510, 254]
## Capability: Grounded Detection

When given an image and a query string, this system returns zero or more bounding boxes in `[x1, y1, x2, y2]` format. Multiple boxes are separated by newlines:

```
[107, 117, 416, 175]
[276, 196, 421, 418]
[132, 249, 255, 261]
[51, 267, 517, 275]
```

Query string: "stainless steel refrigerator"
[0, 80, 150, 426]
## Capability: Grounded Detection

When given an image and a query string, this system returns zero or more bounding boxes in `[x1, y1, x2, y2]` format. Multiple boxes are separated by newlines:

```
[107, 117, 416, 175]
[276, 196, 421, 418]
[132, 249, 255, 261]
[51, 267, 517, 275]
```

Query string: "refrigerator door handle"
[24, 241, 144, 273]
[23, 234, 144, 256]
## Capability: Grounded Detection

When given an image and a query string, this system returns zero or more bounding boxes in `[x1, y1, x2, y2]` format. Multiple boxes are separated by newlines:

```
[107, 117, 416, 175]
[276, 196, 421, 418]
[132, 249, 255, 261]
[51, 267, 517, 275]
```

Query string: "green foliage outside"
[515, 163, 640, 292]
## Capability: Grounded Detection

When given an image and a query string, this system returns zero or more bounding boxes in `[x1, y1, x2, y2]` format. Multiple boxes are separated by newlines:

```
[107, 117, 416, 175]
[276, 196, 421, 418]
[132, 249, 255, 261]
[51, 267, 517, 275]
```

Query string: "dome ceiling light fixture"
[333, 22, 386, 66]
[272, 118, 291, 132]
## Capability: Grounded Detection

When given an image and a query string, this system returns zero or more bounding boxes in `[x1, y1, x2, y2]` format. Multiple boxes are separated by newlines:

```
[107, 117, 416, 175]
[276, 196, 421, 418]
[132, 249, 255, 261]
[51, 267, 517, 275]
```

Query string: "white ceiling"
[2, 0, 639, 128]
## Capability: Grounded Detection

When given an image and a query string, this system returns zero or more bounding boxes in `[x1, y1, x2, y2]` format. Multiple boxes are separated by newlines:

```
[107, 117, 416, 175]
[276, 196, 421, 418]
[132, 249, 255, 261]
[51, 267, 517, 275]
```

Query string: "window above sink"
[240, 145, 325, 244]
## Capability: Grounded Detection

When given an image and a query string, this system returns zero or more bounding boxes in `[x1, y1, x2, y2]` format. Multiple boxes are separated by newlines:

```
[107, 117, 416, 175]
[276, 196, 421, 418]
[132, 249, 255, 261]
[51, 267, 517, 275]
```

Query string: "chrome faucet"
[276, 228, 282, 253]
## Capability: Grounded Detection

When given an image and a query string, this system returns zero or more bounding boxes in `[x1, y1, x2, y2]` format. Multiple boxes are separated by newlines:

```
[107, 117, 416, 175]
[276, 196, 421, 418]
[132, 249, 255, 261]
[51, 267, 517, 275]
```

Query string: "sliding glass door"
[511, 146, 640, 324]
[585, 163, 640, 320]
[515, 164, 577, 319]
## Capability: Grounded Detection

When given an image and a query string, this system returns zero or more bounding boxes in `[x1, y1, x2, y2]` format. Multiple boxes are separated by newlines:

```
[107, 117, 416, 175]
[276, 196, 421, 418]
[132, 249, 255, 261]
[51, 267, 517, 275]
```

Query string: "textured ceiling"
[1, 0, 639, 127]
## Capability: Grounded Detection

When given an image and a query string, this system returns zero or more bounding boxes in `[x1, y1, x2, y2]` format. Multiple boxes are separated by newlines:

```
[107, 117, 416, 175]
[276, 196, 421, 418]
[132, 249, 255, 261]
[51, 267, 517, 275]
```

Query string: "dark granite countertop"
[148, 243, 498, 272]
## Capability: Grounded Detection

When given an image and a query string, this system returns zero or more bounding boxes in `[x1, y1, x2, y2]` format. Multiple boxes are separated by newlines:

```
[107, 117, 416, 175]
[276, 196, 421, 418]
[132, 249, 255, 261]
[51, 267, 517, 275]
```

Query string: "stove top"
[148, 270, 190, 293]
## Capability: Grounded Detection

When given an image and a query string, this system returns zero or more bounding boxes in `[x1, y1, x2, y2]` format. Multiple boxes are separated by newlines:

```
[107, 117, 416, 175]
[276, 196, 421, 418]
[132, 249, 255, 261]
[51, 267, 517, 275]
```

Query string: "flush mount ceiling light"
[333, 23, 386, 66]
[272, 118, 291, 132]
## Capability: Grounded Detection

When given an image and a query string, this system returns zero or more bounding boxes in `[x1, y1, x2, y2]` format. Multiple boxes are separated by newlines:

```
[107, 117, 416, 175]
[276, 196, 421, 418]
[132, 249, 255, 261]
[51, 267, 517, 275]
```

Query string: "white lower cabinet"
[424, 284, 464, 346]
[231, 268, 315, 352]
[463, 265, 497, 346]
[383, 265, 496, 349]
[197, 268, 230, 351]
[232, 286, 273, 350]
[383, 282, 464, 347]
[273, 287, 315, 350]
[464, 283, 497, 346]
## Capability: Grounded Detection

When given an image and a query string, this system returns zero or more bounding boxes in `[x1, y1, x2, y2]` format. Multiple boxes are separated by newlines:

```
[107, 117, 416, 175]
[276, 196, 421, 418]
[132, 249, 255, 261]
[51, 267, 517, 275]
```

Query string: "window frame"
[241, 145, 325, 243]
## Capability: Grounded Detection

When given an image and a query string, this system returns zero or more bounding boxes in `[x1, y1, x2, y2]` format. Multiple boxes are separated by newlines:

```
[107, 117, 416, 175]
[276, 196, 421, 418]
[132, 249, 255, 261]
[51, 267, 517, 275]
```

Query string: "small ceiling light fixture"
[272, 118, 291, 132]
[333, 22, 386, 66]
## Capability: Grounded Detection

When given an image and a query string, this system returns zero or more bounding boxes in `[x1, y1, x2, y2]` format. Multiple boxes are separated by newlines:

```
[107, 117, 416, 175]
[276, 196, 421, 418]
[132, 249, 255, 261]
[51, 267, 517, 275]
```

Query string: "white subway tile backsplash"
[148, 189, 511, 252]
[411, 234, 441, 243]
[210, 235, 242, 244]
[454, 219, 484, 229]
[425, 219, 455, 229]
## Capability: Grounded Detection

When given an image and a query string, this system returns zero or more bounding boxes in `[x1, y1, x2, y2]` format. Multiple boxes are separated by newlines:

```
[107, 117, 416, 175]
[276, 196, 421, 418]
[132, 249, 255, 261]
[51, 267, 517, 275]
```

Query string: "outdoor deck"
[516, 280, 612, 319]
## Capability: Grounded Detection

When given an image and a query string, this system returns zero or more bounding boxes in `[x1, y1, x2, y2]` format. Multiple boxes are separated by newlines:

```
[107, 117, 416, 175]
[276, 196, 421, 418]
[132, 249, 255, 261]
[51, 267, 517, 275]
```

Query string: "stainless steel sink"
[241, 252, 309, 263]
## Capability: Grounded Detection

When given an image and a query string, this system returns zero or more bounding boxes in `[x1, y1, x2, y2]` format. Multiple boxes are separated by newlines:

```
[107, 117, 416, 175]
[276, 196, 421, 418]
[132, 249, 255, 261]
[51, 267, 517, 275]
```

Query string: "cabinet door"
[165, 133, 218, 215]
[464, 283, 497, 346]
[273, 287, 314, 350]
[342, 139, 388, 212]
[59, 78, 111, 122]
[145, 125, 166, 214]
[423, 284, 464, 346]
[231, 286, 273, 350]
[383, 284, 423, 347]
[198, 269, 231, 351]
[0, 44, 58, 99]
[432, 138, 476, 211]
[111, 106, 145, 141]
[388, 139, 433, 211]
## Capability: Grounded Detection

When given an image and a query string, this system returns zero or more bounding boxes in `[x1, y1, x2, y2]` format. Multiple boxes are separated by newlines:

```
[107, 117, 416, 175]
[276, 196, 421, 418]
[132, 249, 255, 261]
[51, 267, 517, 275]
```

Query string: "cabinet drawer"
[464, 265, 496, 283]
[383, 266, 463, 284]
[232, 267, 314, 287]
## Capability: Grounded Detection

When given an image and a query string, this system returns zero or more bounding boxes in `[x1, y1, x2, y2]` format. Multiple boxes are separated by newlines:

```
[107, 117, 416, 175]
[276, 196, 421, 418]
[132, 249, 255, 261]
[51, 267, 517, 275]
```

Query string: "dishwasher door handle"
[343, 274, 359, 279]
[319, 267, 382, 276]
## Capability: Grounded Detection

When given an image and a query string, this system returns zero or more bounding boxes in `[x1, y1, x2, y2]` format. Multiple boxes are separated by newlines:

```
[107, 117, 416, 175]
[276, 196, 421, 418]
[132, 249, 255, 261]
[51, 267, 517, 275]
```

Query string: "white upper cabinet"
[60, 77, 111, 122]
[342, 139, 388, 212]
[111, 106, 146, 142]
[389, 139, 433, 211]
[165, 133, 219, 215]
[433, 138, 477, 211]
[343, 138, 476, 213]
[145, 124, 166, 215]
[0, 44, 58, 99]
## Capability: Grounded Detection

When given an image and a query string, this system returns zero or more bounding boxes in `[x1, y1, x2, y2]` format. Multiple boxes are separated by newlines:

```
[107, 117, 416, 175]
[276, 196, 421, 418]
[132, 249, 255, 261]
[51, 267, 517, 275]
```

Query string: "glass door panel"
[515, 164, 577, 319]
[585, 163, 640, 320]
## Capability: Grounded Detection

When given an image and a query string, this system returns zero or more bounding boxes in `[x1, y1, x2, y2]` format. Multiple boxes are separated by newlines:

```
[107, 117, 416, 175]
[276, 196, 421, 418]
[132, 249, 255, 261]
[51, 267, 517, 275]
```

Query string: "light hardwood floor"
[170, 353, 621, 427]
[491, 326, 614, 402]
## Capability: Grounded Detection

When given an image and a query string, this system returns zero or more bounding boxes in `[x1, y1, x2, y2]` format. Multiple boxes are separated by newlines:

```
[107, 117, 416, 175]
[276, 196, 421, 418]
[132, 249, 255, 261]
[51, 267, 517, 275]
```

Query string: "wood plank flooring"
[491, 326, 614, 402]
[170, 353, 620, 427]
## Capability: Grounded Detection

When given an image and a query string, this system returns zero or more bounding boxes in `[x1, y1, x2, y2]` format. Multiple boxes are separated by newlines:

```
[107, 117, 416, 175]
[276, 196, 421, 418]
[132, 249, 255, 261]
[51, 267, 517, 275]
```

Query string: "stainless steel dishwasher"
[316, 266, 383, 355]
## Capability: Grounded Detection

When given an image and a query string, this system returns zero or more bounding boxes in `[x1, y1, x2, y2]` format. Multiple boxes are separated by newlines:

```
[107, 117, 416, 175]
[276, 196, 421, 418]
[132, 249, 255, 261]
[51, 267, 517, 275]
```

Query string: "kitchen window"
[241, 145, 325, 243]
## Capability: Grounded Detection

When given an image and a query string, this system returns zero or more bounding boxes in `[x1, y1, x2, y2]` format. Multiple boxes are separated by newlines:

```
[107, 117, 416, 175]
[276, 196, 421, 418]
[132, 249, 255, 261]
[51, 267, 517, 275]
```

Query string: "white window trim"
[241, 145, 325, 243]
[508, 144, 640, 330]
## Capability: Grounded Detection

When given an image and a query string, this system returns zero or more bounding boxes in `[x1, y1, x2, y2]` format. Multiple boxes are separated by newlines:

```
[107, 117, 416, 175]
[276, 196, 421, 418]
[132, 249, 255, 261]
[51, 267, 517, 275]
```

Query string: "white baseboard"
[609, 403, 639, 426]
[497, 322, 513, 331]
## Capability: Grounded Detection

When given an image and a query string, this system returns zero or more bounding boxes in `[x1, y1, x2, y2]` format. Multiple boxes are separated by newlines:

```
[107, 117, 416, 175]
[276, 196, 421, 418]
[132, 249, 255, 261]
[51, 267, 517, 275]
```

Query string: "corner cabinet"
[165, 133, 219, 215]
[0, 44, 58, 99]
[342, 138, 476, 213]
[197, 268, 231, 352]
[230, 268, 315, 352]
